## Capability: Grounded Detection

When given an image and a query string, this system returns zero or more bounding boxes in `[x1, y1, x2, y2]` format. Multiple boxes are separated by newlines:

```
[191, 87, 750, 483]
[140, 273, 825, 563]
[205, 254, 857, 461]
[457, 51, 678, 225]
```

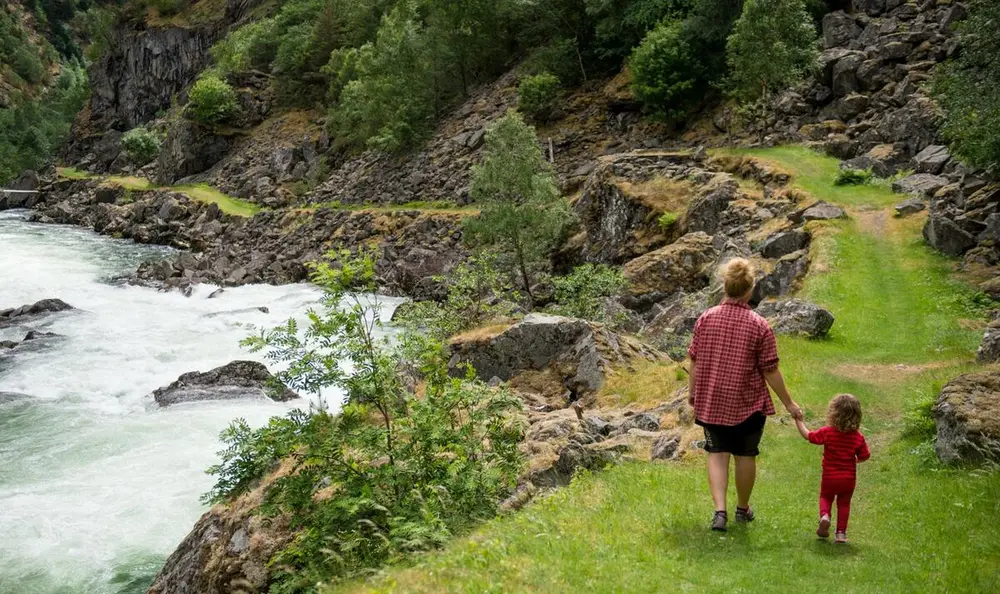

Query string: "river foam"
[0, 211, 393, 593]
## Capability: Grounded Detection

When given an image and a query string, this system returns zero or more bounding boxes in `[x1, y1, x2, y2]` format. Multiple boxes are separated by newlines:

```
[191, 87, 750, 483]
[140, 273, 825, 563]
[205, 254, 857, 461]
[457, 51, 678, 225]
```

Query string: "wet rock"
[152, 360, 299, 407]
[0, 299, 74, 325]
[895, 197, 926, 217]
[0, 391, 32, 404]
[933, 370, 1000, 465]
[755, 299, 835, 338]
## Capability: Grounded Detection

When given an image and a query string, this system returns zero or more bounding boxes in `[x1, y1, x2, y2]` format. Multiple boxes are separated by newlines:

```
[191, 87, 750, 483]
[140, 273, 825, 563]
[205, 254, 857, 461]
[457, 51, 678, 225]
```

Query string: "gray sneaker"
[735, 506, 755, 523]
[817, 515, 831, 538]
[711, 511, 728, 532]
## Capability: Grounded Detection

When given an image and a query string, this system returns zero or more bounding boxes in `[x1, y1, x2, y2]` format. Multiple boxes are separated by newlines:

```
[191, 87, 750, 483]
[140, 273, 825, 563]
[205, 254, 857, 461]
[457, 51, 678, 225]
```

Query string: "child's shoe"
[711, 511, 728, 532]
[834, 531, 848, 544]
[817, 515, 831, 538]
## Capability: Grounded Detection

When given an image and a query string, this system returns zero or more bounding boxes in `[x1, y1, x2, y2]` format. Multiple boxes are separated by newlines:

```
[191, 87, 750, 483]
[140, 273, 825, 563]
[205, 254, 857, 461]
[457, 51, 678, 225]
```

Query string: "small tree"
[517, 72, 561, 122]
[630, 19, 704, 122]
[121, 126, 161, 165]
[551, 263, 628, 325]
[726, 0, 818, 99]
[186, 74, 238, 125]
[464, 110, 573, 302]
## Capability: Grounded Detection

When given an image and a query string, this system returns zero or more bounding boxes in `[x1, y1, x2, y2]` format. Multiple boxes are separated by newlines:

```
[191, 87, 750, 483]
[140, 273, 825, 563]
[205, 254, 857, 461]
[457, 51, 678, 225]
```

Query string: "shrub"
[629, 19, 704, 121]
[658, 211, 679, 231]
[933, 0, 1000, 172]
[726, 0, 818, 99]
[149, 0, 186, 17]
[186, 75, 238, 125]
[550, 263, 629, 325]
[207, 251, 525, 589]
[394, 253, 520, 341]
[121, 126, 161, 165]
[517, 73, 561, 122]
[521, 38, 585, 87]
[834, 167, 873, 186]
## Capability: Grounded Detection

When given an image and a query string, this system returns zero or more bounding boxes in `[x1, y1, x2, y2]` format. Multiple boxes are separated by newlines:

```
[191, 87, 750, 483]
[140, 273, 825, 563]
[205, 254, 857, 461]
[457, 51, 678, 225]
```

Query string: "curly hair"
[827, 393, 862, 432]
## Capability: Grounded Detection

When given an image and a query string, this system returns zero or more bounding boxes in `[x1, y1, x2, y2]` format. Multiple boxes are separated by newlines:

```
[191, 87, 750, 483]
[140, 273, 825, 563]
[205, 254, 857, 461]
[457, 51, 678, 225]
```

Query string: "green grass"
[55, 169, 259, 217]
[173, 183, 261, 217]
[329, 147, 1000, 594]
[715, 145, 901, 208]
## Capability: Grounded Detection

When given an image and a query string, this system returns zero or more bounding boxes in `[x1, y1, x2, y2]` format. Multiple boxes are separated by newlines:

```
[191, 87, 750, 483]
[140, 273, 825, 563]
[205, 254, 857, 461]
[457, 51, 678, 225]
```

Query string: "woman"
[687, 258, 803, 532]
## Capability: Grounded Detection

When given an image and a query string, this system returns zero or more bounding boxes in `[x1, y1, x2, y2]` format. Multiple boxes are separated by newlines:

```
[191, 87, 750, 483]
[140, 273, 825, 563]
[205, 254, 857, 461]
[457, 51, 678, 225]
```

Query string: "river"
[0, 210, 384, 593]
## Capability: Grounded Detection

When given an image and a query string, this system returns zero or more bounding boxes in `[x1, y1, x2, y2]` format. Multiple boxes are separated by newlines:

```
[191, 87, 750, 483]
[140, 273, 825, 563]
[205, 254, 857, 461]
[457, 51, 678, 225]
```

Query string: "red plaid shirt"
[688, 300, 779, 426]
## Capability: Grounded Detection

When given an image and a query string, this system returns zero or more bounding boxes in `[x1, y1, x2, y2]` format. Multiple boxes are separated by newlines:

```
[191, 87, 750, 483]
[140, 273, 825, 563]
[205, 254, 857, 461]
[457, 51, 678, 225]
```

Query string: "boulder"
[923, 213, 977, 256]
[683, 178, 739, 235]
[977, 321, 1000, 364]
[753, 250, 810, 303]
[152, 360, 299, 407]
[157, 120, 232, 185]
[788, 201, 847, 223]
[822, 11, 861, 48]
[623, 232, 719, 299]
[10, 170, 39, 191]
[894, 197, 926, 217]
[910, 145, 951, 175]
[755, 299, 835, 338]
[933, 371, 1000, 465]
[651, 433, 681, 461]
[892, 174, 949, 197]
[757, 229, 810, 259]
[853, 0, 886, 17]
[831, 52, 866, 97]
[448, 314, 661, 402]
[0, 298, 74, 325]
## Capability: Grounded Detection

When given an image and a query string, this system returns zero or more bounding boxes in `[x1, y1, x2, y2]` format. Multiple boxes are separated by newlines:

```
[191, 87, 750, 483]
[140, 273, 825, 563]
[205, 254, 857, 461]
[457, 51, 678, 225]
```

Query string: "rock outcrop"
[449, 313, 662, 405]
[755, 299, 835, 338]
[152, 361, 299, 407]
[933, 370, 1000, 465]
[976, 320, 1000, 364]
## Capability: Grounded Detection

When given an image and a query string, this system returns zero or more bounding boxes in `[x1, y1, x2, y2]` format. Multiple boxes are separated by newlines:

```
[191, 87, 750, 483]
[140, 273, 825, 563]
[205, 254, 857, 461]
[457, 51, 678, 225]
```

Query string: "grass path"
[329, 147, 1000, 593]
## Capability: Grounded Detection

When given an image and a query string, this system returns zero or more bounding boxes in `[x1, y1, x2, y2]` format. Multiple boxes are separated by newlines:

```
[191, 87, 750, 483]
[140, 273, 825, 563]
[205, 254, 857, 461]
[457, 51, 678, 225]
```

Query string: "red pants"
[819, 477, 855, 533]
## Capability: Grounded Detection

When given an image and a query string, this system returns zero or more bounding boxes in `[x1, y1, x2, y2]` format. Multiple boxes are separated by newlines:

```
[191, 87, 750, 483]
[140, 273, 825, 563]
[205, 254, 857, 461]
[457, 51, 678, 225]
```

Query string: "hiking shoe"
[817, 515, 831, 539]
[711, 511, 728, 532]
[834, 531, 848, 544]
[735, 506, 755, 523]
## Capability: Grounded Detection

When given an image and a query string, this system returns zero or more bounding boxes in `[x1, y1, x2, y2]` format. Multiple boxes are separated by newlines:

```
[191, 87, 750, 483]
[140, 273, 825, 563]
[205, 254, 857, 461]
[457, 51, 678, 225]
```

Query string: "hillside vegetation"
[330, 147, 1000, 594]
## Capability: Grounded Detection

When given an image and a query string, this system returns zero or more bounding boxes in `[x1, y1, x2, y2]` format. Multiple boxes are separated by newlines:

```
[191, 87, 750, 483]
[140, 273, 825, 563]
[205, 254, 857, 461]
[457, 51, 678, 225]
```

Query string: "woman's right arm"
[763, 368, 803, 420]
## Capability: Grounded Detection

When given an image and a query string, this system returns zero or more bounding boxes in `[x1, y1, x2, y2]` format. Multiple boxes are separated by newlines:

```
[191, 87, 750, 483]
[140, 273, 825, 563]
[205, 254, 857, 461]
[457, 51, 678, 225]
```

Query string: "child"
[795, 394, 871, 543]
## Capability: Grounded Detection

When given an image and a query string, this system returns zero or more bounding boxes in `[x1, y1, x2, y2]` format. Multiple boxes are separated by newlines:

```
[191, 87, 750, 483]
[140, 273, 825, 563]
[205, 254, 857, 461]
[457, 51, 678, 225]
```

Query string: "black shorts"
[698, 412, 767, 457]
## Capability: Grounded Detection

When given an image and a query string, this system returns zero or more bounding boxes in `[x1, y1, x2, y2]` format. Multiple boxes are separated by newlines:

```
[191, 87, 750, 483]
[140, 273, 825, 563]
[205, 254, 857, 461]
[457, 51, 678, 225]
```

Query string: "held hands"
[786, 401, 804, 421]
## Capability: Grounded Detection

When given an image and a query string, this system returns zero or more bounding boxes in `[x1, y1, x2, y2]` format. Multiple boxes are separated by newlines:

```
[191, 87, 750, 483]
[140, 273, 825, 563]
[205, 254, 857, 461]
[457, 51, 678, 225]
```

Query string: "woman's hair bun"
[720, 257, 755, 299]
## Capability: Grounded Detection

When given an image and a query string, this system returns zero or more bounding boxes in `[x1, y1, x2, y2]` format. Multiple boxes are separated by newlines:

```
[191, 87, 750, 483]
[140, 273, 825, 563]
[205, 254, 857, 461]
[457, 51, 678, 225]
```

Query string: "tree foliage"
[464, 111, 573, 302]
[207, 251, 525, 591]
[629, 19, 704, 121]
[186, 75, 238, 125]
[933, 0, 1000, 172]
[121, 126, 161, 165]
[517, 72, 562, 122]
[550, 264, 629, 325]
[726, 0, 818, 99]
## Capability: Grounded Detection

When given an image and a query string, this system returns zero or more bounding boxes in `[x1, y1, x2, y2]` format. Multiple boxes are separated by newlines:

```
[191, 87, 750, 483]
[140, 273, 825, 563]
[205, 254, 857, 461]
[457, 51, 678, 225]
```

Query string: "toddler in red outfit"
[795, 394, 870, 543]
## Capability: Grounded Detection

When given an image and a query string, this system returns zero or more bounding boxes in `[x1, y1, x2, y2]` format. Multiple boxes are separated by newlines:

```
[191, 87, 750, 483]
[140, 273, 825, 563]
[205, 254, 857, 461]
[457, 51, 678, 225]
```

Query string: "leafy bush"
[464, 110, 574, 302]
[121, 126, 161, 165]
[726, 0, 818, 99]
[517, 73, 561, 122]
[394, 253, 521, 340]
[658, 211, 679, 231]
[149, 0, 186, 17]
[207, 251, 525, 590]
[630, 20, 704, 121]
[550, 263, 628, 324]
[186, 75, 238, 125]
[834, 167, 873, 186]
[934, 0, 1000, 172]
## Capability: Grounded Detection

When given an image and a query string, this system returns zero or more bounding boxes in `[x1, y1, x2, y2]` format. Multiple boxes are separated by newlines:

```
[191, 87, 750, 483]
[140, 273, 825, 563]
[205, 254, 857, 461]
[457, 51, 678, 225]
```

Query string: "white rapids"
[0, 211, 399, 593]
